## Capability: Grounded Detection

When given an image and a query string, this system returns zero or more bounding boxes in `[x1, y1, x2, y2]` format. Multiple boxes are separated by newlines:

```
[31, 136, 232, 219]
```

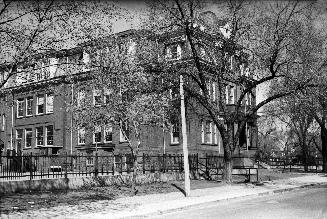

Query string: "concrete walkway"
[4, 174, 327, 219]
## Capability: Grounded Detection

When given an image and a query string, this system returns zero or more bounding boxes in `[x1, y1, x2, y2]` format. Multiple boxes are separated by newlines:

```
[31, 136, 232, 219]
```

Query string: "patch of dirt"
[0, 171, 302, 215]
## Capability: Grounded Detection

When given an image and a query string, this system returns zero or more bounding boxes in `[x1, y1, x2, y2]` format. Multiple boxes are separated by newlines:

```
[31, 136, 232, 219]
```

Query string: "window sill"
[25, 115, 33, 117]
[16, 116, 24, 119]
[201, 143, 218, 146]
[170, 142, 180, 146]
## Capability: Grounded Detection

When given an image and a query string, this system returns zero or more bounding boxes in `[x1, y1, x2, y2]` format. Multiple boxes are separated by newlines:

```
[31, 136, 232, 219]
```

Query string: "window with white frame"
[120, 120, 129, 142]
[77, 89, 85, 107]
[93, 125, 102, 143]
[225, 85, 235, 104]
[104, 123, 113, 143]
[171, 122, 180, 144]
[26, 97, 33, 116]
[36, 127, 44, 146]
[78, 127, 85, 145]
[104, 88, 112, 104]
[46, 125, 54, 146]
[46, 94, 53, 113]
[1, 114, 5, 131]
[212, 82, 216, 101]
[25, 128, 32, 148]
[82, 51, 90, 71]
[202, 120, 212, 144]
[17, 98, 24, 118]
[166, 44, 182, 60]
[86, 157, 94, 166]
[240, 64, 244, 76]
[43, 60, 50, 79]
[36, 95, 44, 114]
[206, 81, 211, 99]
[16, 129, 23, 150]
[49, 58, 58, 77]
[93, 89, 101, 106]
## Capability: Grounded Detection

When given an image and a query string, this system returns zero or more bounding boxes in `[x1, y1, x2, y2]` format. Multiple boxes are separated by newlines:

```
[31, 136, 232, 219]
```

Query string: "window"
[166, 44, 182, 60]
[36, 95, 44, 114]
[104, 88, 112, 104]
[77, 89, 85, 107]
[1, 114, 5, 131]
[205, 121, 212, 144]
[36, 127, 44, 146]
[17, 99, 24, 118]
[46, 125, 54, 146]
[78, 127, 85, 145]
[25, 128, 32, 148]
[86, 157, 94, 166]
[26, 97, 33, 116]
[213, 82, 217, 101]
[46, 94, 54, 113]
[49, 58, 58, 77]
[93, 125, 101, 143]
[16, 129, 23, 150]
[246, 92, 252, 106]
[104, 123, 113, 143]
[43, 60, 50, 79]
[120, 120, 129, 142]
[83, 51, 90, 72]
[240, 64, 244, 76]
[225, 85, 235, 104]
[93, 89, 101, 106]
[171, 122, 180, 144]
[202, 120, 217, 144]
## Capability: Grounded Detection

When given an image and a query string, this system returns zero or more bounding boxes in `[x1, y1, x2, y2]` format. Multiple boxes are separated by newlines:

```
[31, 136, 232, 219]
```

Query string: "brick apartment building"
[0, 26, 258, 156]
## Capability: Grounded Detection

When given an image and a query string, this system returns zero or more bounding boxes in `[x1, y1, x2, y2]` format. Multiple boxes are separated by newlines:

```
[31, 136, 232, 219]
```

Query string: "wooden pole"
[180, 75, 190, 197]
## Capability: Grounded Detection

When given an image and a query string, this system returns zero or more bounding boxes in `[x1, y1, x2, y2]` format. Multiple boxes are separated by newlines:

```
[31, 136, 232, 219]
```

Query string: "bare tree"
[70, 35, 171, 195]
[143, 0, 316, 182]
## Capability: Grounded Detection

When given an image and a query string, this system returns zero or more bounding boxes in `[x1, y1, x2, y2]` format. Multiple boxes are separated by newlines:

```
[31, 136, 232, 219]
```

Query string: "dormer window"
[166, 44, 182, 60]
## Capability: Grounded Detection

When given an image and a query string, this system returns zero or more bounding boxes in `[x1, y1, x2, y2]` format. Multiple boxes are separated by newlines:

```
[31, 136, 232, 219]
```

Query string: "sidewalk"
[3, 173, 327, 219]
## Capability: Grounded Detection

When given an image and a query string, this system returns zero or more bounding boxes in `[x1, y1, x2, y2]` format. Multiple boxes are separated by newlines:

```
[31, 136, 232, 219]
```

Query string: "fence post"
[94, 152, 98, 177]
[205, 153, 208, 178]
[29, 152, 33, 180]
[64, 152, 68, 179]
[143, 153, 145, 174]
[196, 153, 199, 175]
[112, 155, 115, 175]
[163, 153, 166, 173]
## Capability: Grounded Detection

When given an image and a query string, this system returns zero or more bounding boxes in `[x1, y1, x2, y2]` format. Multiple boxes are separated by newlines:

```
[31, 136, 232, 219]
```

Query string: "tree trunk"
[321, 128, 327, 173]
[130, 147, 139, 195]
[301, 142, 309, 172]
[222, 124, 234, 183]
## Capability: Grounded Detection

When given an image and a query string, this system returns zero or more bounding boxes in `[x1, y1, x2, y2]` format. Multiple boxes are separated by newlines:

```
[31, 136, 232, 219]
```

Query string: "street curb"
[124, 182, 327, 218]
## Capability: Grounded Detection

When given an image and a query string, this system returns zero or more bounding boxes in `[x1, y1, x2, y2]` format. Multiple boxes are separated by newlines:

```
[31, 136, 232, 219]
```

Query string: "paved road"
[150, 185, 327, 219]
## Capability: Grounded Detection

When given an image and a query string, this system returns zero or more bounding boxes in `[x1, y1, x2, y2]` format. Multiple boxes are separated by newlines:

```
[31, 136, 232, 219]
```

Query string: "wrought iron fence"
[0, 153, 258, 181]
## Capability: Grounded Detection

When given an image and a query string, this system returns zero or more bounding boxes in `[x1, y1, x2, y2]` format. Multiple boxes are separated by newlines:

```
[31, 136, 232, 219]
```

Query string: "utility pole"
[180, 75, 190, 197]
